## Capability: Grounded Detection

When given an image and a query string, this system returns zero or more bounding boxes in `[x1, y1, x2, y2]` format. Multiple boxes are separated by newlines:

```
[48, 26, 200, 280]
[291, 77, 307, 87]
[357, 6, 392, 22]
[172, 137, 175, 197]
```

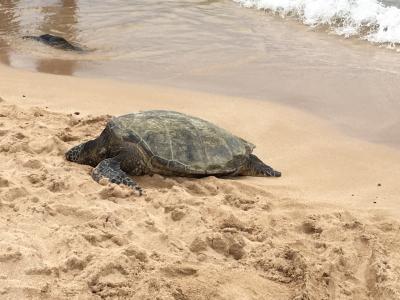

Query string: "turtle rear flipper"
[92, 157, 142, 195]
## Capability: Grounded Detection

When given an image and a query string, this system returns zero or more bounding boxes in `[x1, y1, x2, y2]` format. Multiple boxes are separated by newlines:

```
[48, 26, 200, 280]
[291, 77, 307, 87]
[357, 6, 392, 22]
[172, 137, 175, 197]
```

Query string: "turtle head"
[65, 140, 107, 166]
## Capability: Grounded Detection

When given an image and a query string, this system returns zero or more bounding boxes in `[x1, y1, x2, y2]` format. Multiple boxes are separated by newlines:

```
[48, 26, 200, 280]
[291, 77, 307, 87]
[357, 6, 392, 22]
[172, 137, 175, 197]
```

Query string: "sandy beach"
[0, 63, 400, 299]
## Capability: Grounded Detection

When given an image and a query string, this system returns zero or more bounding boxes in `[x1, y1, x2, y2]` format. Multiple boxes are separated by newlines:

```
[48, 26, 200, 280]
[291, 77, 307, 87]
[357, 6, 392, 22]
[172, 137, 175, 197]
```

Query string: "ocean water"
[1, 0, 400, 146]
[235, 0, 400, 45]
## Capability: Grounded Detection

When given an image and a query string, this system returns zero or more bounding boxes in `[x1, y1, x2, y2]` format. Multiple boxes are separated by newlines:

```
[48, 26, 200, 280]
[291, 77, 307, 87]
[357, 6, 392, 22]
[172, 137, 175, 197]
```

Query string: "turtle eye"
[99, 147, 107, 156]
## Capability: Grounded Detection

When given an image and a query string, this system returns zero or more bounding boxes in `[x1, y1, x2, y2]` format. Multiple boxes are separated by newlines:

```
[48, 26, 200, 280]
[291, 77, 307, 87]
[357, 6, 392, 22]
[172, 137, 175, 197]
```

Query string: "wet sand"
[2, 0, 400, 148]
[1, 64, 400, 299]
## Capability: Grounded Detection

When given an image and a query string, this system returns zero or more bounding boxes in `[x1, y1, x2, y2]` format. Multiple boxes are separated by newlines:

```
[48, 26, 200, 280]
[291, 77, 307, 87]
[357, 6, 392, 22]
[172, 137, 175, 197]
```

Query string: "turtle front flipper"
[240, 154, 281, 177]
[92, 157, 142, 195]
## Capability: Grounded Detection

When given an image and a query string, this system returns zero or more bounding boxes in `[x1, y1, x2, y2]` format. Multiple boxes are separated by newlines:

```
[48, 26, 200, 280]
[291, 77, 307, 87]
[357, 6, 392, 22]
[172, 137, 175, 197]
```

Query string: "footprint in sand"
[207, 232, 246, 260]
[82, 251, 147, 298]
[0, 244, 22, 262]
[23, 159, 43, 169]
[164, 205, 187, 221]
[56, 131, 80, 142]
[3, 186, 28, 201]
[301, 216, 323, 235]
[47, 177, 70, 193]
[0, 176, 10, 188]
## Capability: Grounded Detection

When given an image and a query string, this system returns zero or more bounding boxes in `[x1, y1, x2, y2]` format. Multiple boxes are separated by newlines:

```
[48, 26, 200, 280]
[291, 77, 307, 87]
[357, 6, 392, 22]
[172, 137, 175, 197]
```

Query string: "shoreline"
[5, 35, 400, 150]
[2, 0, 400, 150]
[1, 64, 400, 298]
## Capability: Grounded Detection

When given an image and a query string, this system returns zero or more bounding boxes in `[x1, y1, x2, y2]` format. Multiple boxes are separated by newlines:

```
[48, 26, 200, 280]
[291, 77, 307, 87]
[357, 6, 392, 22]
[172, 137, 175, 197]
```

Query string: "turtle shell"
[109, 110, 254, 175]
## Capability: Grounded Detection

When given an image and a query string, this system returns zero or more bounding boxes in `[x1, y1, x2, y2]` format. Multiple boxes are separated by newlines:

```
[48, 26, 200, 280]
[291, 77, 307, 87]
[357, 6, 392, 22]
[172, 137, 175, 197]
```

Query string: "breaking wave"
[234, 0, 400, 46]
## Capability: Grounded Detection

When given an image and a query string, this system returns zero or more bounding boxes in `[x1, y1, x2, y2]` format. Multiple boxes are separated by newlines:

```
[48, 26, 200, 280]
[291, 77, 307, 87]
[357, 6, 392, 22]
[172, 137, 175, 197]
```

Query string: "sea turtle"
[22, 34, 83, 51]
[65, 110, 281, 194]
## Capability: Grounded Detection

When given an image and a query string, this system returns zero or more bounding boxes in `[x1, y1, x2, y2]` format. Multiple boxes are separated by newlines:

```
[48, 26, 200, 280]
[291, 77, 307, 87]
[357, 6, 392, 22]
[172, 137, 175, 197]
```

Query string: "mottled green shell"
[109, 110, 254, 174]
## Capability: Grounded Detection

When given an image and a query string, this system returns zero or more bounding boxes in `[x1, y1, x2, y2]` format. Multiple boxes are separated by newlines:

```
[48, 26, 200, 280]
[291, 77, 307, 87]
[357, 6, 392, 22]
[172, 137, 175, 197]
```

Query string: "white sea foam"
[234, 0, 400, 46]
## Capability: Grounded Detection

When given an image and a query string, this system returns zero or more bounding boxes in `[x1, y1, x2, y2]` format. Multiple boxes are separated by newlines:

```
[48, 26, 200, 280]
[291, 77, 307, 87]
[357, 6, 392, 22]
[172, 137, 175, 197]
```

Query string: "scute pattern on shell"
[109, 110, 254, 172]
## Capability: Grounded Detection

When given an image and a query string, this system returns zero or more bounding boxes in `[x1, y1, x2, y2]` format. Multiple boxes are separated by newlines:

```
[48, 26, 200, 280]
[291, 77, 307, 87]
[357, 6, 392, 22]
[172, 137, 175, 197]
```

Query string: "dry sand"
[1, 65, 400, 299]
